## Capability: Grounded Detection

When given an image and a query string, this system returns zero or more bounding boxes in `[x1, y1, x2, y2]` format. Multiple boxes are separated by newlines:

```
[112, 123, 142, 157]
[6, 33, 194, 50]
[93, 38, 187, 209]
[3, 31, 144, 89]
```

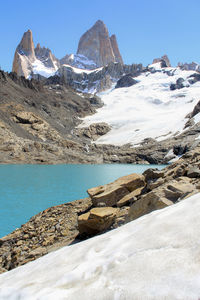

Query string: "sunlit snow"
[62, 64, 103, 74]
[79, 67, 200, 146]
[32, 59, 58, 78]
[0, 193, 200, 299]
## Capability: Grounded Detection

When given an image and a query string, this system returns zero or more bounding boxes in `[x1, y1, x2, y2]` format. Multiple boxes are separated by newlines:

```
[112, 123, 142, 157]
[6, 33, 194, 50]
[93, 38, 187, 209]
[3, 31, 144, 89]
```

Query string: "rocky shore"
[0, 145, 199, 274]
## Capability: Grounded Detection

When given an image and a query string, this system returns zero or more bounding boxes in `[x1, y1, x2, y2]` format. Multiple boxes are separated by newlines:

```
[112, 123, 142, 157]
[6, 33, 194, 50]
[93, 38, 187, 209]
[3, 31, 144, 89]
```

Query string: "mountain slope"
[0, 192, 200, 299]
[79, 63, 200, 148]
[0, 70, 103, 164]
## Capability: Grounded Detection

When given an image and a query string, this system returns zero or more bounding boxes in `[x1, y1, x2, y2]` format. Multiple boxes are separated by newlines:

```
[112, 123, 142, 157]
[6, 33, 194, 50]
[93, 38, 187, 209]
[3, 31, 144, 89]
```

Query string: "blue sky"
[1, 0, 200, 71]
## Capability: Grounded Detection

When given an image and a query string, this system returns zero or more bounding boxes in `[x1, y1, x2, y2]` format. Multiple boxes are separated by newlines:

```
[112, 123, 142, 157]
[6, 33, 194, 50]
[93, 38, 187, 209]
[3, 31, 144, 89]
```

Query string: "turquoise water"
[0, 164, 166, 238]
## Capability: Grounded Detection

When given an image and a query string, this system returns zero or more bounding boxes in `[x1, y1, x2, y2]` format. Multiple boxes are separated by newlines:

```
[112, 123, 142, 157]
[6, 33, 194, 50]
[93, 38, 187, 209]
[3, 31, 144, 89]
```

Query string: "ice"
[0, 193, 200, 299]
[79, 68, 200, 146]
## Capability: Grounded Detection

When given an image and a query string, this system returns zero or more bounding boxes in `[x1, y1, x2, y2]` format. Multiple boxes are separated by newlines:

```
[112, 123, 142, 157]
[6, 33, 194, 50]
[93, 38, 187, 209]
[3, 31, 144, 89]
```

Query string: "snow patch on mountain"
[0, 193, 200, 300]
[32, 59, 58, 78]
[79, 67, 200, 146]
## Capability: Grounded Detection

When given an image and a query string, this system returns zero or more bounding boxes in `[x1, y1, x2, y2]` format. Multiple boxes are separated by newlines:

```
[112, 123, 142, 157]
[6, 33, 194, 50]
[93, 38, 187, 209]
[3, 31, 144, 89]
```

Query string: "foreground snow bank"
[0, 193, 200, 300]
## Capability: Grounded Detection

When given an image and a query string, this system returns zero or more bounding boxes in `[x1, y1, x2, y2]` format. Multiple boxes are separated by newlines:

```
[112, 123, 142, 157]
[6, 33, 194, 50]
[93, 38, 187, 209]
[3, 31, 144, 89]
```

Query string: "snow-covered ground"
[0, 193, 200, 300]
[79, 66, 200, 146]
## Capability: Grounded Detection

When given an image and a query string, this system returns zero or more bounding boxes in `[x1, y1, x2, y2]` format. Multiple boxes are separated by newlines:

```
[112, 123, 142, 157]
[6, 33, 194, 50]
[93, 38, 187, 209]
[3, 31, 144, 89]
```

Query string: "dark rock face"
[173, 144, 189, 156]
[77, 20, 123, 67]
[178, 62, 200, 72]
[170, 78, 185, 90]
[188, 73, 200, 85]
[59, 62, 143, 93]
[115, 74, 138, 89]
[190, 100, 200, 118]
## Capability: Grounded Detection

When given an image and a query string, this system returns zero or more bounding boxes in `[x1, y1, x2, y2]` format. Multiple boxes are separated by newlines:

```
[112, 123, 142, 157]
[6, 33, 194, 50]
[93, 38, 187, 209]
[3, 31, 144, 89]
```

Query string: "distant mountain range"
[12, 20, 123, 79]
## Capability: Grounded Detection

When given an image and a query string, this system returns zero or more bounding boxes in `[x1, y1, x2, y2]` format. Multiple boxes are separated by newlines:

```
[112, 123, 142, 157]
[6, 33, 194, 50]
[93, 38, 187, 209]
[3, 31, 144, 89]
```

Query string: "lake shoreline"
[0, 146, 199, 274]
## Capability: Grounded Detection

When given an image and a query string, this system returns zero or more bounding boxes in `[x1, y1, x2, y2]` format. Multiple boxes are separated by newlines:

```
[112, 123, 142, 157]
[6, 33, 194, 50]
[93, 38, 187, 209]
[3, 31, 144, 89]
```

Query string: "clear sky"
[1, 0, 200, 72]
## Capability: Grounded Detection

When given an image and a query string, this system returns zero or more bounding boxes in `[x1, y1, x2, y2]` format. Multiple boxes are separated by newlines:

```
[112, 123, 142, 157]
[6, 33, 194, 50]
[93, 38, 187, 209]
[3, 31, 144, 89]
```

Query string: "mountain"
[77, 20, 123, 67]
[12, 20, 123, 80]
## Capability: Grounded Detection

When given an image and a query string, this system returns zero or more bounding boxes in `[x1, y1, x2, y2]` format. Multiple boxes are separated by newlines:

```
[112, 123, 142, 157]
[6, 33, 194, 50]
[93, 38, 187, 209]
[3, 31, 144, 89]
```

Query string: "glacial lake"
[0, 164, 166, 238]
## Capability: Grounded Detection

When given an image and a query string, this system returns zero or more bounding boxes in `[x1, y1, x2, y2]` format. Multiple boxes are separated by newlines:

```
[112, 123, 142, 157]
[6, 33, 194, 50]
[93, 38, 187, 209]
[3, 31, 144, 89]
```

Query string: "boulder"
[128, 193, 173, 221]
[115, 74, 138, 89]
[87, 173, 145, 207]
[187, 167, 200, 178]
[78, 207, 119, 235]
[77, 122, 111, 140]
[143, 168, 165, 182]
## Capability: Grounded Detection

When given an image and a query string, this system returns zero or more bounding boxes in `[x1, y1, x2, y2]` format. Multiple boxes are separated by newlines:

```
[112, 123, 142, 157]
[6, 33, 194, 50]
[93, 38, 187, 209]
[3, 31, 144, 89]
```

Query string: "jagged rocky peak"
[35, 43, 60, 69]
[178, 62, 200, 72]
[12, 30, 59, 78]
[12, 29, 36, 78]
[16, 29, 35, 61]
[77, 20, 123, 67]
[152, 54, 171, 67]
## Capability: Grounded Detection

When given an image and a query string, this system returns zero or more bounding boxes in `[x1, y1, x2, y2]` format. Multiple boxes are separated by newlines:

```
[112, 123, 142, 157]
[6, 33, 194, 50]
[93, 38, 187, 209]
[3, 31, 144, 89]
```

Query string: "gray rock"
[115, 74, 138, 89]
[187, 167, 200, 178]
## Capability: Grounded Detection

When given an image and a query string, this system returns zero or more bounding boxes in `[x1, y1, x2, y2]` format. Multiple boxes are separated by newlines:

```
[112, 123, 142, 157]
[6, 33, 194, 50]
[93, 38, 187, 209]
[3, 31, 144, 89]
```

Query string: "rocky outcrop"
[0, 198, 92, 272]
[87, 174, 146, 207]
[35, 43, 60, 70]
[75, 122, 111, 141]
[78, 207, 119, 236]
[77, 20, 123, 67]
[59, 62, 143, 93]
[178, 62, 200, 72]
[152, 54, 171, 67]
[115, 74, 138, 88]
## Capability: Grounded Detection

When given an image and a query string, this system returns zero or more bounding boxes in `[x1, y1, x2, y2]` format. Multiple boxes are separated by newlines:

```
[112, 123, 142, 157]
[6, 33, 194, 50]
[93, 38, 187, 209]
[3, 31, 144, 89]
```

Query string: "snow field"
[79, 67, 200, 146]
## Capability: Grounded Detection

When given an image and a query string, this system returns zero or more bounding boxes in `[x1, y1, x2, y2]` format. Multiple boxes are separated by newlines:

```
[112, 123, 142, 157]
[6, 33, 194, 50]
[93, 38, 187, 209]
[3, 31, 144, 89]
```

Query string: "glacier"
[79, 65, 200, 146]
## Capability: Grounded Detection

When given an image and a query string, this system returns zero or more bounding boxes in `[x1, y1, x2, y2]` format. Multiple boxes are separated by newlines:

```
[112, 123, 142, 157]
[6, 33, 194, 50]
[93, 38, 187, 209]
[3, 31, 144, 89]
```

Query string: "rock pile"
[0, 145, 199, 274]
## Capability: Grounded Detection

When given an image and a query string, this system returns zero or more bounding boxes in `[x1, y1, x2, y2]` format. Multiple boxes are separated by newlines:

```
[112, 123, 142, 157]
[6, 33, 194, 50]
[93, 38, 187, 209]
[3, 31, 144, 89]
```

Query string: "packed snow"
[79, 66, 200, 146]
[0, 193, 200, 300]
[32, 59, 58, 78]
[62, 64, 103, 74]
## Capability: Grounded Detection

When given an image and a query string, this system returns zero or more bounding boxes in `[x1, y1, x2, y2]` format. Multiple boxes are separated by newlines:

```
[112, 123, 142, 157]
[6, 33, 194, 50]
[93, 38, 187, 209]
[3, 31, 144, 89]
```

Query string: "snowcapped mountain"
[0, 192, 200, 299]
[12, 20, 123, 80]
[79, 62, 200, 147]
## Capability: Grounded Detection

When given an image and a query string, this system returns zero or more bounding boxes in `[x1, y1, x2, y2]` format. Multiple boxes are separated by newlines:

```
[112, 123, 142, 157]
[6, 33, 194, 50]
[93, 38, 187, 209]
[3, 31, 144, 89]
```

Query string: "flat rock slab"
[78, 207, 119, 235]
[87, 173, 145, 206]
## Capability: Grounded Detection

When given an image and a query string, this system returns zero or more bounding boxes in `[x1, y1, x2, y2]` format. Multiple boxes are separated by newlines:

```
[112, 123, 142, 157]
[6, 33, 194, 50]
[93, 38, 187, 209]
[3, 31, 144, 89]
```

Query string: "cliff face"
[12, 30, 36, 78]
[110, 34, 123, 64]
[77, 20, 123, 67]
